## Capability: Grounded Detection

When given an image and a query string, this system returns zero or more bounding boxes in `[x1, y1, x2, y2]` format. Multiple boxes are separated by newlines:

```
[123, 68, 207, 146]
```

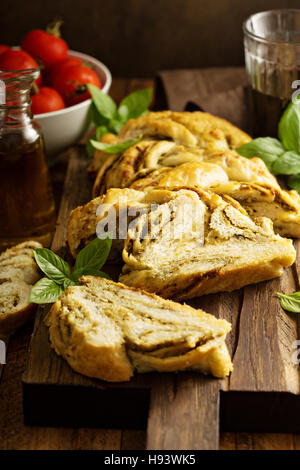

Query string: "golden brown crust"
[120, 256, 293, 301]
[67, 196, 104, 258]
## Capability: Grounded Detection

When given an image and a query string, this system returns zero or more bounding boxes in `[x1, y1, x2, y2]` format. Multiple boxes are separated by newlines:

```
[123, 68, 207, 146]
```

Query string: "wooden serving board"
[23, 146, 300, 450]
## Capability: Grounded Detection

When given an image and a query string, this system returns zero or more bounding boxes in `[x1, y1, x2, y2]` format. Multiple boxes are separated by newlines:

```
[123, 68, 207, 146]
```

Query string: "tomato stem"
[46, 19, 63, 38]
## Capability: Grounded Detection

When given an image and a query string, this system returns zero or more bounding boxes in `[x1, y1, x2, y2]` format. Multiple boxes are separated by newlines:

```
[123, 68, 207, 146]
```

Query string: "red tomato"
[50, 56, 82, 83]
[0, 49, 42, 86]
[21, 28, 68, 68]
[0, 45, 10, 55]
[31, 87, 65, 114]
[52, 64, 101, 106]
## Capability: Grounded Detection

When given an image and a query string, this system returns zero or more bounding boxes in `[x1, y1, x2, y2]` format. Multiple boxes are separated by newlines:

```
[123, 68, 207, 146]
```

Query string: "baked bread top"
[89, 111, 251, 175]
[0, 241, 42, 336]
[45, 276, 233, 382]
[67, 187, 296, 300]
[92, 142, 279, 198]
[119, 111, 251, 149]
[89, 111, 257, 196]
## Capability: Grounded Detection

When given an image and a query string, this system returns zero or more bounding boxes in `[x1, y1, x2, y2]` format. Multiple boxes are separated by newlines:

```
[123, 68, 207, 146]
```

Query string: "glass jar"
[0, 68, 56, 250]
[244, 9, 300, 137]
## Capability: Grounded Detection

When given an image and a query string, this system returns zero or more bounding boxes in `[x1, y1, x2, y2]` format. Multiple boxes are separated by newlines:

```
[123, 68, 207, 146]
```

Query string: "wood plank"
[236, 432, 253, 450]
[219, 432, 236, 450]
[121, 430, 146, 450]
[230, 268, 300, 393]
[293, 433, 300, 450]
[0, 321, 121, 450]
[252, 433, 294, 450]
[147, 374, 220, 450]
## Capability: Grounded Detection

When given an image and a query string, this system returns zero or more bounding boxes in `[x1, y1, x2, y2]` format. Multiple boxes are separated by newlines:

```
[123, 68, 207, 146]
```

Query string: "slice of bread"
[0, 241, 42, 336]
[45, 276, 232, 382]
[120, 187, 296, 300]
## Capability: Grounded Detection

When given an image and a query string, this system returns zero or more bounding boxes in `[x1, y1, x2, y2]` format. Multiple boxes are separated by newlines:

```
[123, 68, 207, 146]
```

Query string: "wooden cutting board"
[23, 146, 300, 450]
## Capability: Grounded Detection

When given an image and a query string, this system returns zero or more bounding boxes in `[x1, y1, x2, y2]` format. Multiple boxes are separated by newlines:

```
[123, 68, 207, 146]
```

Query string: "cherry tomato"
[0, 49, 42, 86]
[50, 56, 82, 83]
[31, 87, 65, 114]
[52, 64, 101, 106]
[0, 45, 10, 56]
[21, 27, 68, 69]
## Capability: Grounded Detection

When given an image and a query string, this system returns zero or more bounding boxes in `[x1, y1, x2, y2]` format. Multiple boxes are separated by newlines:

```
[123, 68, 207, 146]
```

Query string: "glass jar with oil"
[0, 68, 56, 250]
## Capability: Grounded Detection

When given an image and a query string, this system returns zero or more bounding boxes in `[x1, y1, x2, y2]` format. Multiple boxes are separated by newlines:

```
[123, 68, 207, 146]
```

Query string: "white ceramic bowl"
[35, 50, 112, 156]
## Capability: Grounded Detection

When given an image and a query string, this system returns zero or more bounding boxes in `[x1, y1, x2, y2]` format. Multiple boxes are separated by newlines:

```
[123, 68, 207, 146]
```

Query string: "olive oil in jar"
[0, 69, 56, 250]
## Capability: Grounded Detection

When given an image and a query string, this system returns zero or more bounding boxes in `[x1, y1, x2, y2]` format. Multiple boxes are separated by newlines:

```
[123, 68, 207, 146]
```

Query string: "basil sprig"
[86, 85, 152, 156]
[277, 292, 300, 313]
[237, 100, 300, 191]
[89, 137, 142, 154]
[29, 236, 112, 304]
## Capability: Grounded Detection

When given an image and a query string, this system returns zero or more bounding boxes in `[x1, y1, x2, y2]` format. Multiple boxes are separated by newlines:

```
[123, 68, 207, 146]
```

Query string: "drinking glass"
[244, 9, 300, 137]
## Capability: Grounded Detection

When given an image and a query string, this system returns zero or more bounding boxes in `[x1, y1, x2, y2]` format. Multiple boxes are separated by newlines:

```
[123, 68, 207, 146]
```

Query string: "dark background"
[1, 0, 299, 77]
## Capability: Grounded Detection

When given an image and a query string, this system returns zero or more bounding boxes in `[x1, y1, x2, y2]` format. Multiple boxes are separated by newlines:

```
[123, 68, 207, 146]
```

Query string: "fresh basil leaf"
[87, 84, 116, 120]
[89, 102, 110, 127]
[86, 140, 94, 158]
[277, 292, 300, 313]
[278, 100, 300, 153]
[272, 151, 300, 175]
[72, 268, 112, 282]
[63, 278, 76, 290]
[288, 174, 300, 193]
[29, 278, 63, 304]
[90, 137, 141, 154]
[95, 126, 109, 140]
[118, 88, 152, 120]
[74, 236, 112, 275]
[108, 119, 125, 134]
[237, 137, 285, 170]
[33, 248, 71, 285]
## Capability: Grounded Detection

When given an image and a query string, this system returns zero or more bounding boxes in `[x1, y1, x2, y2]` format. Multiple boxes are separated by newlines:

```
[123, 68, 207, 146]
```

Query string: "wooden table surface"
[1, 78, 300, 451]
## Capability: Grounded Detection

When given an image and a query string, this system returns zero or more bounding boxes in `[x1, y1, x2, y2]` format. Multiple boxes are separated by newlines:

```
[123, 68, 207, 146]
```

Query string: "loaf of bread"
[0, 241, 42, 336]
[67, 187, 296, 300]
[45, 276, 233, 382]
